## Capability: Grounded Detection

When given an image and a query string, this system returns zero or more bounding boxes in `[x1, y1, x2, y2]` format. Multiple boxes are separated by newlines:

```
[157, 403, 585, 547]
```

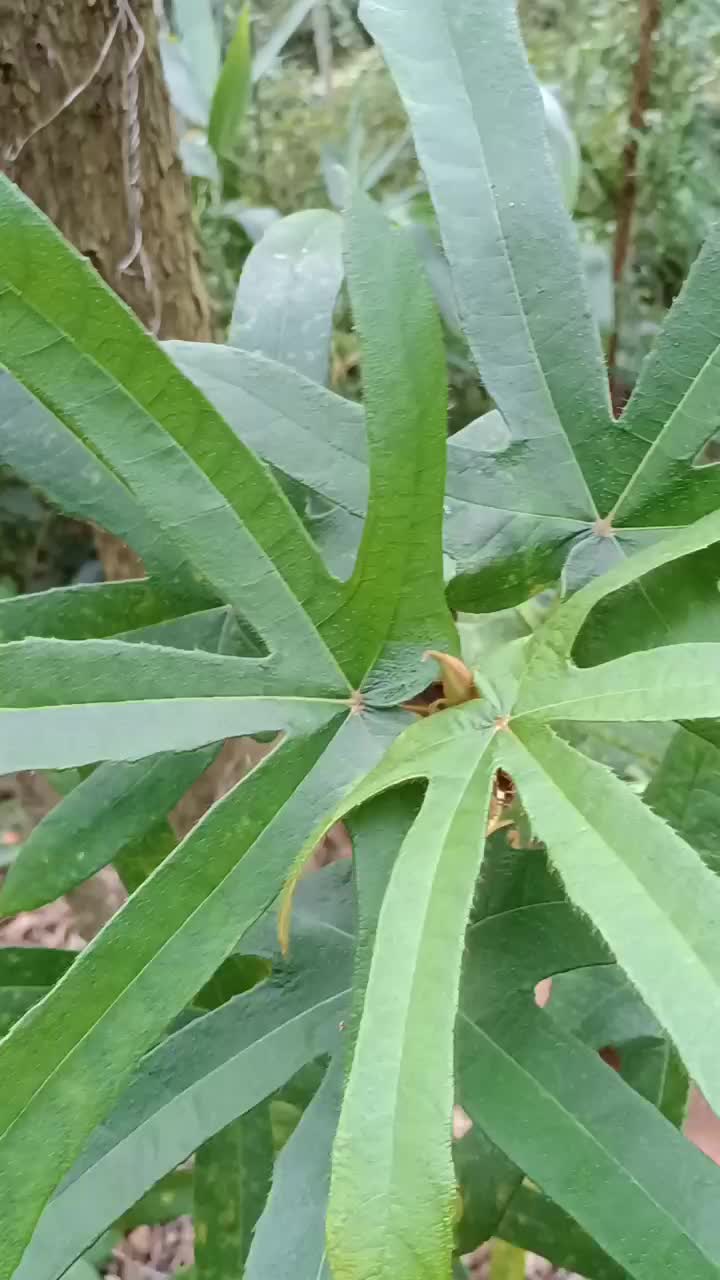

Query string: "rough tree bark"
[607, 0, 662, 405]
[1, 0, 216, 578]
[0, 0, 212, 342]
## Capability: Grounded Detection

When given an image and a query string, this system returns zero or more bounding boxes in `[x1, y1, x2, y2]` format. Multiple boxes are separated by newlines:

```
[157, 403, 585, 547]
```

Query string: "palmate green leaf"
[522, 503, 720, 673]
[0, 745, 219, 914]
[356, 0, 613, 608]
[0, 176, 345, 682]
[324, 190, 457, 698]
[0, 174, 453, 1275]
[462, 1002, 720, 1280]
[174, 189, 457, 696]
[457, 841, 686, 1271]
[246, 1055, 343, 1280]
[498, 722, 720, 1125]
[194, 1105, 274, 1280]
[0, 176, 453, 696]
[166, 0, 720, 628]
[229, 209, 345, 384]
[574, 541, 720, 665]
[0, 638, 345, 771]
[0, 708, 408, 1278]
[327, 713, 497, 1280]
[317, 502, 720, 1279]
[15, 865, 354, 1280]
[208, 4, 252, 160]
[320, 686, 720, 1280]
[474, 515, 720, 1125]
[343, 0, 720, 624]
[171, 336, 587, 611]
[457, 838, 720, 1280]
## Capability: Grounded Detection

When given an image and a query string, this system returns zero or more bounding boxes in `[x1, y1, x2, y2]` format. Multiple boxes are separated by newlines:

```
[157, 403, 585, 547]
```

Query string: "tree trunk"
[0, 0, 212, 343]
[1, 0, 214, 581]
[606, 0, 662, 405]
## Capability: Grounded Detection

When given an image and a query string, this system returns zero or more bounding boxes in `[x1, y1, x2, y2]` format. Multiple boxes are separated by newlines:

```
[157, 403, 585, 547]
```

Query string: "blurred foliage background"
[185, 0, 720, 380]
[521, 0, 720, 385]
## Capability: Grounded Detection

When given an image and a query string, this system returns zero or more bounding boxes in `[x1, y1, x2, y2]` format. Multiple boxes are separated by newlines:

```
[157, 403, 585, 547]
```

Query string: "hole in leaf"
[598, 1045, 622, 1073]
[534, 977, 552, 1008]
[400, 681, 445, 716]
[453, 1105, 473, 1140]
[452, 409, 511, 455]
[195, 954, 272, 1011]
[692, 433, 720, 468]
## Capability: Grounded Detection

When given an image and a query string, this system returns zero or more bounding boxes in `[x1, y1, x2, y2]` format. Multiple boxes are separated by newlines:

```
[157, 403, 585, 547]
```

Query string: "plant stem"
[607, 0, 662, 406]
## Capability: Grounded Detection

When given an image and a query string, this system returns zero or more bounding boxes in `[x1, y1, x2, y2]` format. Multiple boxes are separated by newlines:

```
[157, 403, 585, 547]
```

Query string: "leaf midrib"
[381, 745, 494, 1263]
[2, 695, 348, 713]
[434, 0, 598, 518]
[512, 681, 716, 721]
